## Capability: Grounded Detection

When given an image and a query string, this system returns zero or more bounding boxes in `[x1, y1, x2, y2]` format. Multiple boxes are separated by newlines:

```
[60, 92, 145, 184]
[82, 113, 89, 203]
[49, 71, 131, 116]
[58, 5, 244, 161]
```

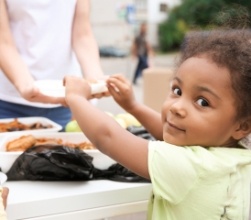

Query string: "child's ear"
[232, 118, 251, 140]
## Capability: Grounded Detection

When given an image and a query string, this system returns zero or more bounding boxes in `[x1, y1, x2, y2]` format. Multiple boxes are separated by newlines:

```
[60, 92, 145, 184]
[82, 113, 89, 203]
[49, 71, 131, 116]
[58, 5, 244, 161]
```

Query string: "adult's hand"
[19, 81, 66, 106]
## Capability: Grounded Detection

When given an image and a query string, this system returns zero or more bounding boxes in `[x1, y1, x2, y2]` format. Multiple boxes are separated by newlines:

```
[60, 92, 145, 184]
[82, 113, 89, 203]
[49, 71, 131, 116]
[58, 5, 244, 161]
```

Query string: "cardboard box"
[143, 68, 174, 112]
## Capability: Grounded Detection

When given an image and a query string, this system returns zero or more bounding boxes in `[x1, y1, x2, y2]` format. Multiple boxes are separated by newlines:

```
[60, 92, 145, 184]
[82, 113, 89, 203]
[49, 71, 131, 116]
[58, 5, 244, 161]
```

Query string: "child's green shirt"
[148, 141, 251, 220]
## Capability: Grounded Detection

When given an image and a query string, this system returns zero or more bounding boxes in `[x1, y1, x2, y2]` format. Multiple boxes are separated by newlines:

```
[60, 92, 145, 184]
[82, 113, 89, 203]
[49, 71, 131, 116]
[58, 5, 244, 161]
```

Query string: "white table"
[5, 180, 152, 220]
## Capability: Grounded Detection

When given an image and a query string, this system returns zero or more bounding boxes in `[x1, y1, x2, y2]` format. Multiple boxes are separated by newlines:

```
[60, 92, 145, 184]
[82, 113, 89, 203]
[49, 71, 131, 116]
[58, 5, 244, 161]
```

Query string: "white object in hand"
[35, 79, 108, 97]
[0, 172, 7, 185]
[35, 80, 65, 97]
[90, 81, 108, 95]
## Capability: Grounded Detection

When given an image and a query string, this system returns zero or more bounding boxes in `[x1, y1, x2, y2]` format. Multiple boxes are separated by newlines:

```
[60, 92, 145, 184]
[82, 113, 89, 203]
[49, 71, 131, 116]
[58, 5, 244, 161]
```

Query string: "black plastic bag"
[7, 145, 94, 181]
[6, 144, 150, 183]
[127, 126, 156, 141]
[93, 163, 150, 183]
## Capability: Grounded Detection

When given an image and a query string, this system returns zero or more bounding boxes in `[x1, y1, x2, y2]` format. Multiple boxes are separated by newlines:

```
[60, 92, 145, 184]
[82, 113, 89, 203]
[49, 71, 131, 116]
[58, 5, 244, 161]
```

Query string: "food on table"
[65, 112, 141, 131]
[65, 120, 82, 132]
[0, 119, 53, 132]
[6, 135, 95, 152]
[115, 113, 141, 127]
[6, 135, 37, 152]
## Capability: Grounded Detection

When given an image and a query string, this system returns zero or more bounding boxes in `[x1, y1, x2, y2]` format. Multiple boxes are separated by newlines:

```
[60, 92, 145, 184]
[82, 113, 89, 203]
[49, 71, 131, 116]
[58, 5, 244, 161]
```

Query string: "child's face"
[162, 56, 240, 147]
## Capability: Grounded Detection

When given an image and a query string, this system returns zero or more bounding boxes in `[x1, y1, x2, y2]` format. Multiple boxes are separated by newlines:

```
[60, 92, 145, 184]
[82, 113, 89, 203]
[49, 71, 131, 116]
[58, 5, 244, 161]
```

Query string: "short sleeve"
[148, 141, 200, 204]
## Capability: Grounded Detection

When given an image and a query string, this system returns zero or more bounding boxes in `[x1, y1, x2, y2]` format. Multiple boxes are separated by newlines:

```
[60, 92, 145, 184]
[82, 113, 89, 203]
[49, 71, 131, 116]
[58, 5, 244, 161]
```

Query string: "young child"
[64, 29, 251, 219]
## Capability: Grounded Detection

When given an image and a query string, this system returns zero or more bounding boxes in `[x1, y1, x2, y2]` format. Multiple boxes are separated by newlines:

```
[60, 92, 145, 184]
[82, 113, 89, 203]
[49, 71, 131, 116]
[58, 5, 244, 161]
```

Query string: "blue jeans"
[0, 100, 71, 130]
[133, 55, 148, 84]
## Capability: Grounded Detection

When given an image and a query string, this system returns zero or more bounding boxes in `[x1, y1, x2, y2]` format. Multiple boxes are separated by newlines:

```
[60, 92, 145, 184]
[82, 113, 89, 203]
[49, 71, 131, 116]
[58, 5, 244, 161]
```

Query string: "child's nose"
[170, 100, 187, 117]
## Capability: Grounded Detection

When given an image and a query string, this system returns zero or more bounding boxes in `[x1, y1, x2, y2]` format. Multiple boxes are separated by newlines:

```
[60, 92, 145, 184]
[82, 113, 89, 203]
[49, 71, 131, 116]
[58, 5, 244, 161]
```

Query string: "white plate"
[0, 132, 115, 173]
[35, 80, 65, 97]
[35, 79, 108, 97]
[0, 117, 62, 135]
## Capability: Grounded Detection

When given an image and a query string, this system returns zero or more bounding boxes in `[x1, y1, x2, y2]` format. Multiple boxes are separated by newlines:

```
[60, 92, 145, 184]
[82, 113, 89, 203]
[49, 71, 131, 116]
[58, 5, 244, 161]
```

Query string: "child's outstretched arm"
[64, 76, 150, 179]
[107, 74, 163, 140]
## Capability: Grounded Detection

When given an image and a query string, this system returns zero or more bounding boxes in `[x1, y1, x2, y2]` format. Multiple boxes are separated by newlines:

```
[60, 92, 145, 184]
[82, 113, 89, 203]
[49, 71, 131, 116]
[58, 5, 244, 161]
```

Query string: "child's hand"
[107, 74, 137, 112]
[64, 76, 91, 104]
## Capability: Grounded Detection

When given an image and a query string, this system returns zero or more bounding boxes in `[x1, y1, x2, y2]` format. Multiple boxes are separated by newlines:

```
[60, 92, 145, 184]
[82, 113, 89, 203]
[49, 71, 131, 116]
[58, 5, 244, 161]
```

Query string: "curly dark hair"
[179, 29, 251, 120]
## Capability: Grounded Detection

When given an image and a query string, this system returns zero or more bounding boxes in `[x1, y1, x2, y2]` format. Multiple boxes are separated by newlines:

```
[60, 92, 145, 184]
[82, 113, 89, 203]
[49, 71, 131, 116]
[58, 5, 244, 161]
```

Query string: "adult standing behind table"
[131, 22, 154, 85]
[0, 0, 104, 129]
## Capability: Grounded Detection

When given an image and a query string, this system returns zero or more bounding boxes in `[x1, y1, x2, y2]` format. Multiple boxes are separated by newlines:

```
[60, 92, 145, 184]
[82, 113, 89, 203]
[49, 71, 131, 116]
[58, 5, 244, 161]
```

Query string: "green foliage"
[175, 0, 225, 27]
[212, 4, 251, 29]
[159, 16, 188, 51]
[158, 0, 251, 52]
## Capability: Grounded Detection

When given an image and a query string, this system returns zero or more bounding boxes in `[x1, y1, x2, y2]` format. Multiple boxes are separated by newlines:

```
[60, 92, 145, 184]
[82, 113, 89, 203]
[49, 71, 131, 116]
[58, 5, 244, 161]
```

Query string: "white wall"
[148, 0, 180, 23]
[90, 0, 135, 49]
[90, 0, 181, 49]
[147, 0, 181, 46]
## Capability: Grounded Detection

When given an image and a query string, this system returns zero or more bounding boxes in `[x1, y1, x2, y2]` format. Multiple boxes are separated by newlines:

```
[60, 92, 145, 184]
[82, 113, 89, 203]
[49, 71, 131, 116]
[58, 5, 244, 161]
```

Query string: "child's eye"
[197, 98, 209, 107]
[173, 87, 182, 96]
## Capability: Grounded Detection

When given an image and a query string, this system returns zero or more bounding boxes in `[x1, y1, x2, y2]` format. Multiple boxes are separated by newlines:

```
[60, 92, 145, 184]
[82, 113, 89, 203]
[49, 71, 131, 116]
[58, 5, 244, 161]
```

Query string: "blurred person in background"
[0, 0, 104, 129]
[131, 22, 154, 85]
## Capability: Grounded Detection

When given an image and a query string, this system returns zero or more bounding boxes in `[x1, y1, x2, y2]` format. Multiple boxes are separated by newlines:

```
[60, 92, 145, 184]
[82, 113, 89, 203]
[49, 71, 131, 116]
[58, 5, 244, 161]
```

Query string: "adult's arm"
[72, 0, 104, 80]
[0, 0, 65, 105]
[0, 0, 34, 99]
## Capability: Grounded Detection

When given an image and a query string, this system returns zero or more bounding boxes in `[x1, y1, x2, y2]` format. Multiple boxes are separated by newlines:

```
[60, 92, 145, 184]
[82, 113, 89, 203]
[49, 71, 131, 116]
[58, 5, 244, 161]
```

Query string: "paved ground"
[97, 52, 179, 114]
